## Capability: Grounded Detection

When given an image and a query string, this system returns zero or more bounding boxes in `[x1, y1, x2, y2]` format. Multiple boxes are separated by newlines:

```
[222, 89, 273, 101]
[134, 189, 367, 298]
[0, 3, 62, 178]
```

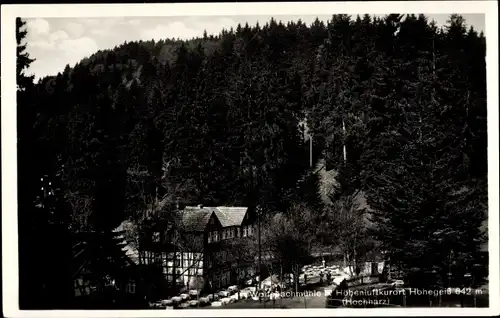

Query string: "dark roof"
[181, 206, 248, 231]
[113, 220, 139, 265]
[181, 207, 214, 232]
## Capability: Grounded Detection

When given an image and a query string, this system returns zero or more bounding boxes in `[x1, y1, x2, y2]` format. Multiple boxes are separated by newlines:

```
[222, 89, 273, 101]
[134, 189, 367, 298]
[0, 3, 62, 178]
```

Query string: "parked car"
[180, 293, 190, 301]
[218, 290, 230, 298]
[188, 300, 198, 307]
[220, 297, 232, 305]
[228, 285, 239, 293]
[199, 297, 211, 307]
[171, 296, 182, 304]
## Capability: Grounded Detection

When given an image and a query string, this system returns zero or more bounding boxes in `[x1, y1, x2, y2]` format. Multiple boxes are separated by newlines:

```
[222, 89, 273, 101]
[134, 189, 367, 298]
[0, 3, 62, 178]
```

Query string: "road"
[215, 276, 330, 309]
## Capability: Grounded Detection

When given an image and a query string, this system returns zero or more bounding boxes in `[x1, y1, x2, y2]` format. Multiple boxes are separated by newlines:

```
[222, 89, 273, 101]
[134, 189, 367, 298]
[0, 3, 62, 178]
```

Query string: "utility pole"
[257, 205, 262, 302]
[309, 134, 313, 168]
[342, 119, 347, 164]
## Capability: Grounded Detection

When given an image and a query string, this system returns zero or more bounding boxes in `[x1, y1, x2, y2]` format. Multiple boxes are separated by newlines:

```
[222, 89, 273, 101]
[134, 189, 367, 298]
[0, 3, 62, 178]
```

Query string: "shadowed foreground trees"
[17, 14, 488, 308]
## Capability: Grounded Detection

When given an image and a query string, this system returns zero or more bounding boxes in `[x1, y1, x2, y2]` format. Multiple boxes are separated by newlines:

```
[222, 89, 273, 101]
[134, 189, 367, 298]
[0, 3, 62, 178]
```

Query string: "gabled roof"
[214, 207, 248, 227]
[182, 206, 249, 230]
[114, 220, 139, 265]
[181, 207, 214, 232]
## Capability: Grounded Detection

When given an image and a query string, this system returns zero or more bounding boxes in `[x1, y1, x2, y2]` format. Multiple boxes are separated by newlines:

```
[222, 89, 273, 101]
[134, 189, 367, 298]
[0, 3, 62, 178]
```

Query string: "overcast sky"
[24, 14, 485, 80]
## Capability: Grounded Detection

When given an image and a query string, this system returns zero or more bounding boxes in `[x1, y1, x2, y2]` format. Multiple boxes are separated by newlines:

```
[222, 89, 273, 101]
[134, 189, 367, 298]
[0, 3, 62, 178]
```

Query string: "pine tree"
[16, 17, 35, 91]
[362, 14, 486, 287]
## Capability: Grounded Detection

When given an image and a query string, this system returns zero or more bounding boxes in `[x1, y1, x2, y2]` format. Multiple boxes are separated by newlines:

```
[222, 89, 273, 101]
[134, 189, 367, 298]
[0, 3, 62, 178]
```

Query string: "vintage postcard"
[1, 1, 498, 317]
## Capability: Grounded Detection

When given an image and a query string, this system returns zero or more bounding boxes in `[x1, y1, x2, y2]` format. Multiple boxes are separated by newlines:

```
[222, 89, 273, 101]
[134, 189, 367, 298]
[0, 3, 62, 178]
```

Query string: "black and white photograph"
[2, 1, 499, 317]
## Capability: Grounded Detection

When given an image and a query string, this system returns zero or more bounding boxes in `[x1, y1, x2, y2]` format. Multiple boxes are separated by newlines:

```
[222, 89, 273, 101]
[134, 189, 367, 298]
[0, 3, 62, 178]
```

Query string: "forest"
[16, 14, 487, 308]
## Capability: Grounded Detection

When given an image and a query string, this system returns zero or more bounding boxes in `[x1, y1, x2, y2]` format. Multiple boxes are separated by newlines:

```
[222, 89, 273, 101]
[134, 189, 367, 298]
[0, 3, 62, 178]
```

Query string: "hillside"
[18, 14, 488, 293]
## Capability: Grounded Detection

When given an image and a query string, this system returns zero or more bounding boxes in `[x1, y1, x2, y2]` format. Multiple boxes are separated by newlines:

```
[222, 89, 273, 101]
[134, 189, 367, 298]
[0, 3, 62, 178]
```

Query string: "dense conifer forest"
[16, 14, 487, 308]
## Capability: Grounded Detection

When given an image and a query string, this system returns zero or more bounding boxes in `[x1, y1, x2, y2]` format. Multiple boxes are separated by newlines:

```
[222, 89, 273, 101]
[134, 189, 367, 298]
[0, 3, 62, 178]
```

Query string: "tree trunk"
[280, 262, 283, 308]
[293, 264, 299, 293]
[172, 238, 177, 290]
[237, 263, 241, 300]
[353, 235, 357, 276]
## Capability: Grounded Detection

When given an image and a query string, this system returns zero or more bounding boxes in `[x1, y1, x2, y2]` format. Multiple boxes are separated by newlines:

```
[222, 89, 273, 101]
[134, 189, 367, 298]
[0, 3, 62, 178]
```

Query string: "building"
[141, 204, 257, 292]
[71, 230, 144, 308]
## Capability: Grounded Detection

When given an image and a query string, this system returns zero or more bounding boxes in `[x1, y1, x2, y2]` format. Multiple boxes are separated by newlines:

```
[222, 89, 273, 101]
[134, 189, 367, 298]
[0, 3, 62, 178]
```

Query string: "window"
[155, 253, 162, 264]
[126, 280, 136, 294]
[236, 227, 240, 237]
[175, 255, 181, 267]
[210, 218, 214, 224]
[162, 253, 167, 267]
[222, 230, 226, 240]
[247, 225, 253, 236]
[243, 227, 247, 237]
[152, 231, 160, 243]
[208, 232, 212, 243]
[214, 231, 219, 241]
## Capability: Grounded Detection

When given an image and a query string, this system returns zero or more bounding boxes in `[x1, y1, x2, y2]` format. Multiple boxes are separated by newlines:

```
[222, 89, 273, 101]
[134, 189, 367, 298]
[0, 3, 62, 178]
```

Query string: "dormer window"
[210, 218, 214, 225]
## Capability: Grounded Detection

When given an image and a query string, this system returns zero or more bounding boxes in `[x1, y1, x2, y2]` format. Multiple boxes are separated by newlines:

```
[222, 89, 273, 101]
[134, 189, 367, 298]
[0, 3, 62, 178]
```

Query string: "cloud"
[139, 18, 238, 41]
[65, 22, 85, 37]
[81, 18, 100, 26]
[27, 18, 50, 36]
[141, 21, 201, 40]
[27, 30, 69, 51]
[90, 28, 111, 37]
[58, 37, 99, 58]
[49, 30, 69, 42]
[27, 40, 56, 50]
[128, 19, 142, 26]
[79, 17, 129, 38]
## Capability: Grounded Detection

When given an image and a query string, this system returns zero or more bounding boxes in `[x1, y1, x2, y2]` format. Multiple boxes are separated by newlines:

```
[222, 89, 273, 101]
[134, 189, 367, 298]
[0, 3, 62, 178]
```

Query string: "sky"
[23, 14, 485, 81]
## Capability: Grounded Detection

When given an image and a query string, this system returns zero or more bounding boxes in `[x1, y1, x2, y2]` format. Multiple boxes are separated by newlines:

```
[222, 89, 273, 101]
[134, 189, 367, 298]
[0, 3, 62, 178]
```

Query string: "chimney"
[197, 204, 203, 209]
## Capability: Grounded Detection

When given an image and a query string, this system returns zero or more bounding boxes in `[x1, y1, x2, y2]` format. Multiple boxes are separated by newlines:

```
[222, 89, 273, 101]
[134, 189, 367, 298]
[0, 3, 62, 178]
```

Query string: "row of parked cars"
[149, 289, 203, 309]
[150, 284, 259, 309]
[150, 277, 300, 309]
[299, 264, 343, 283]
